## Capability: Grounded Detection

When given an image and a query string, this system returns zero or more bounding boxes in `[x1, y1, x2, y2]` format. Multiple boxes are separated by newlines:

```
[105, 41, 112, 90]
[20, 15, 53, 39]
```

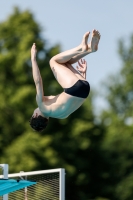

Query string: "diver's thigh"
[49, 60, 79, 88]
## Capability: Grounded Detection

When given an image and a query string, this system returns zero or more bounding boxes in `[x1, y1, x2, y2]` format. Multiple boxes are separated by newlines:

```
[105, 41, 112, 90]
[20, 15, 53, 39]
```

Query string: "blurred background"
[0, 1, 133, 200]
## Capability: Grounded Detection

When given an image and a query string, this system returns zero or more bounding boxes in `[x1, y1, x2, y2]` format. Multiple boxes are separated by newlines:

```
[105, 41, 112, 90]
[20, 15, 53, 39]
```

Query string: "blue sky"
[0, 1, 133, 110]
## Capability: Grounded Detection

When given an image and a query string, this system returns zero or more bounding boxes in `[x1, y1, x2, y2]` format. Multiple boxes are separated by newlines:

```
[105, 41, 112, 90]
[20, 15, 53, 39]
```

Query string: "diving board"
[0, 179, 36, 196]
[0, 164, 65, 200]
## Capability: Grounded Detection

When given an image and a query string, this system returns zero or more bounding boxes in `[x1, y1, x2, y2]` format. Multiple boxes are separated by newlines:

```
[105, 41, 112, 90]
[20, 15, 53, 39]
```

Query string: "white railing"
[0, 164, 65, 200]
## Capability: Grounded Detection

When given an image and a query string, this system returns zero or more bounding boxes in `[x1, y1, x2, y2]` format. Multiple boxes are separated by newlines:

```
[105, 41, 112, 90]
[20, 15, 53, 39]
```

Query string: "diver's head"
[29, 108, 49, 132]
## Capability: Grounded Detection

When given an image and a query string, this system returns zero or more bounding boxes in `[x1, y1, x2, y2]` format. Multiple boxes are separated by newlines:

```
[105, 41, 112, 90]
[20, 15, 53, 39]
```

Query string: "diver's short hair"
[29, 115, 49, 132]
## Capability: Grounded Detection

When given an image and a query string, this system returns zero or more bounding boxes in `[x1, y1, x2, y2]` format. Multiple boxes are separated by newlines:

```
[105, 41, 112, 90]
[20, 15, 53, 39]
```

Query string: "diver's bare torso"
[39, 92, 85, 119]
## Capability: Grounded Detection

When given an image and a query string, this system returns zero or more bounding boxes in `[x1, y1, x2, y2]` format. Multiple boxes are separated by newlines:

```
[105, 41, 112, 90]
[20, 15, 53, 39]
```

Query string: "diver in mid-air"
[29, 29, 101, 131]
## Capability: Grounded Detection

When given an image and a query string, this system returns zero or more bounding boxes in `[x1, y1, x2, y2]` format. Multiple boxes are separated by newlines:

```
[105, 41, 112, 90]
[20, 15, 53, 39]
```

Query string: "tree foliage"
[100, 35, 133, 200]
[0, 7, 60, 153]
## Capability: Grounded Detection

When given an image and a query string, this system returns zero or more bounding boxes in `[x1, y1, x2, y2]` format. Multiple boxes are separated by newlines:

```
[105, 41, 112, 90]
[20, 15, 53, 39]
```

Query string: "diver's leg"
[49, 32, 90, 88]
[66, 29, 101, 80]
[49, 30, 100, 88]
[68, 29, 101, 64]
[51, 32, 90, 64]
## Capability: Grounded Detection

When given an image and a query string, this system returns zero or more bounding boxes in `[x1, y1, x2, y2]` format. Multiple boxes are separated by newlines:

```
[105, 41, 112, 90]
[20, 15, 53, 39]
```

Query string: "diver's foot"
[31, 43, 37, 60]
[81, 31, 90, 52]
[88, 29, 101, 52]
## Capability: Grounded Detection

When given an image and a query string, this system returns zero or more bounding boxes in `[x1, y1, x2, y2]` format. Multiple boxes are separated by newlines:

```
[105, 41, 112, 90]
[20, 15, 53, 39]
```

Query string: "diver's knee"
[49, 56, 57, 68]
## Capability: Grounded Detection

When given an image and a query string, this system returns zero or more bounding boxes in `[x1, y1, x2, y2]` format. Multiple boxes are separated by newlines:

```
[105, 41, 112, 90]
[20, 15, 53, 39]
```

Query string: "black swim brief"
[64, 80, 90, 98]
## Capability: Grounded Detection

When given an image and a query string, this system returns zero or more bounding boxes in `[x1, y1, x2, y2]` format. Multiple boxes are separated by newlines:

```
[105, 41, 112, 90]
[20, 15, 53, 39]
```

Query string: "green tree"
[0, 7, 106, 200]
[0, 7, 61, 166]
[100, 35, 133, 200]
[0, 7, 60, 153]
